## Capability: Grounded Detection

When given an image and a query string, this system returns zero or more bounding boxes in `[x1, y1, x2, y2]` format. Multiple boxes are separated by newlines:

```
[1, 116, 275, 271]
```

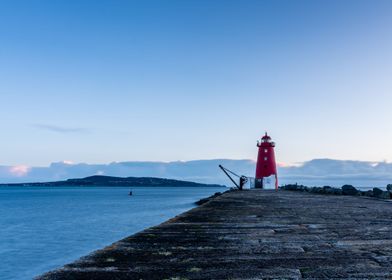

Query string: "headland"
[0, 175, 225, 188]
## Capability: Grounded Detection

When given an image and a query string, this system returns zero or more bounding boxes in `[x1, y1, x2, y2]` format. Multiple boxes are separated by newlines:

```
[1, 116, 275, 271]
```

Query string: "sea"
[0, 186, 225, 280]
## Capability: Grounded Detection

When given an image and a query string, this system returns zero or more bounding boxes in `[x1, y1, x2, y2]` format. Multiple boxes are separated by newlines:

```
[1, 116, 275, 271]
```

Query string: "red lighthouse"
[255, 132, 278, 189]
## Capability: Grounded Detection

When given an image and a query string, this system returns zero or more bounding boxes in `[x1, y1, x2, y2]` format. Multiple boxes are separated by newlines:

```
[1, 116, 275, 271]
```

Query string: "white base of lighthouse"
[253, 175, 277, 190]
[262, 176, 277, 190]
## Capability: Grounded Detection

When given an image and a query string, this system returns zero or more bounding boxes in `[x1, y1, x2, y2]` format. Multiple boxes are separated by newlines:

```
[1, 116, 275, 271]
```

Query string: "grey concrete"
[38, 190, 392, 279]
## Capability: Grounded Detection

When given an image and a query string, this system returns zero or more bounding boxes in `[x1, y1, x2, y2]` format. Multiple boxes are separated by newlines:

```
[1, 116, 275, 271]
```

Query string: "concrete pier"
[39, 190, 392, 279]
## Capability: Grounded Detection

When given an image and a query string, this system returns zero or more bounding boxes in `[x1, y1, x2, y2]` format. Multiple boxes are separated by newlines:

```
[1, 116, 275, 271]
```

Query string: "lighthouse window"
[264, 157, 268, 161]
[264, 149, 268, 153]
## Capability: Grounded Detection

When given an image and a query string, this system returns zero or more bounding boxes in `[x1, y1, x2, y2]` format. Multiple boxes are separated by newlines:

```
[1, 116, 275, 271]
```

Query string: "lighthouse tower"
[255, 132, 278, 189]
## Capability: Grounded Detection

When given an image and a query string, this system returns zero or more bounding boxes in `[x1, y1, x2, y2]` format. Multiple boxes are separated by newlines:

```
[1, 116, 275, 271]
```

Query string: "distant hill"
[0, 175, 226, 188]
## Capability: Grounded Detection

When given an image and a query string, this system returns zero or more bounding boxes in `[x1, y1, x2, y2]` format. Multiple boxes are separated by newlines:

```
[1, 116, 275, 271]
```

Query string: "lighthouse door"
[262, 176, 277, 190]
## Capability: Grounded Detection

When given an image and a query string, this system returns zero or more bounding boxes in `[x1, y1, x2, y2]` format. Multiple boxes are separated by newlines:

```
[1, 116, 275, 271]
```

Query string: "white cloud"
[32, 124, 89, 134]
[9, 165, 31, 177]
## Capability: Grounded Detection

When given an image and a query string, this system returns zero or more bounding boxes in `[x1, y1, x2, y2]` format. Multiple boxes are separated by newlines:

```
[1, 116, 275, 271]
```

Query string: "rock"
[373, 187, 382, 196]
[309, 187, 323, 194]
[363, 190, 374, 197]
[323, 186, 336, 195]
[373, 188, 390, 199]
[332, 188, 342, 195]
[366, 190, 373, 197]
[282, 184, 307, 191]
[341, 185, 358, 196]
[309, 187, 316, 193]
[387, 184, 392, 198]
[316, 187, 325, 194]
[282, 184, 293, 190]
[381, 191, 390, 199]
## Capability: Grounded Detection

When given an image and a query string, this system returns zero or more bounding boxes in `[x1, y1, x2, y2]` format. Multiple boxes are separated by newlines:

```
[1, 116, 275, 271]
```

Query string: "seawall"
[38, 189, 392, 279]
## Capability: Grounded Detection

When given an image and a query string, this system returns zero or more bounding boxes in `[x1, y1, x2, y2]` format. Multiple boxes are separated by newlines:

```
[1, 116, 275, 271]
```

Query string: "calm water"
[0, 186, 225, 280]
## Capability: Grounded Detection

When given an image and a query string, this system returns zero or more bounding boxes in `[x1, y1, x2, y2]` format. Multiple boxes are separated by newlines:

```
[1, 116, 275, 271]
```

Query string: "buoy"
[129, 191, 133, 196]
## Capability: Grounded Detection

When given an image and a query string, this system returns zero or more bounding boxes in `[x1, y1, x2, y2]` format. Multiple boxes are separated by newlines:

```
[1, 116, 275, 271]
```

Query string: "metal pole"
[219, 165, 240, 189]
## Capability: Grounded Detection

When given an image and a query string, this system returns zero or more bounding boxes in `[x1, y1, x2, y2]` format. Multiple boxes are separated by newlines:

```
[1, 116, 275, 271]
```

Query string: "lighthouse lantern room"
[255, 132, 278, 189]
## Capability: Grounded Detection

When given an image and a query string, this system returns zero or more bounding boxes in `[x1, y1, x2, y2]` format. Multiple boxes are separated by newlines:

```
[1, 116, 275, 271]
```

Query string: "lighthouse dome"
[261, 132, 272, 142]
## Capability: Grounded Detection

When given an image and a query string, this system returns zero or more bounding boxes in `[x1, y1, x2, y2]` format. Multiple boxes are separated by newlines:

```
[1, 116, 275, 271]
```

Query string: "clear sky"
[1, 0, 391, 166]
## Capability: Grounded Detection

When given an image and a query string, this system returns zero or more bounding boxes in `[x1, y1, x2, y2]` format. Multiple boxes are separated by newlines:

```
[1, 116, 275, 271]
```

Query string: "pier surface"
[39, 190, 392, 279]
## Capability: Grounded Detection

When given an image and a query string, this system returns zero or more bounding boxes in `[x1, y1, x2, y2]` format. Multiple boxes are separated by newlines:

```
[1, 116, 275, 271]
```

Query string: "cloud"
[32, 124, 90, 134]
[277, 162, 303, 168]
[9, 165, 31, 177]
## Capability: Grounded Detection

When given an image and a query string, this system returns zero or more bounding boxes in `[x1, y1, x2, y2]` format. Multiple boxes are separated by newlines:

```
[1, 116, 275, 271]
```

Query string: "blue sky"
[1, 0, 391, 166]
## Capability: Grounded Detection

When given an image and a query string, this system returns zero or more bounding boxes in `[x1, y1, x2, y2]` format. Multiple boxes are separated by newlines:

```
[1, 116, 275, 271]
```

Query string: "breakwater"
[38, 189, 392, 279]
